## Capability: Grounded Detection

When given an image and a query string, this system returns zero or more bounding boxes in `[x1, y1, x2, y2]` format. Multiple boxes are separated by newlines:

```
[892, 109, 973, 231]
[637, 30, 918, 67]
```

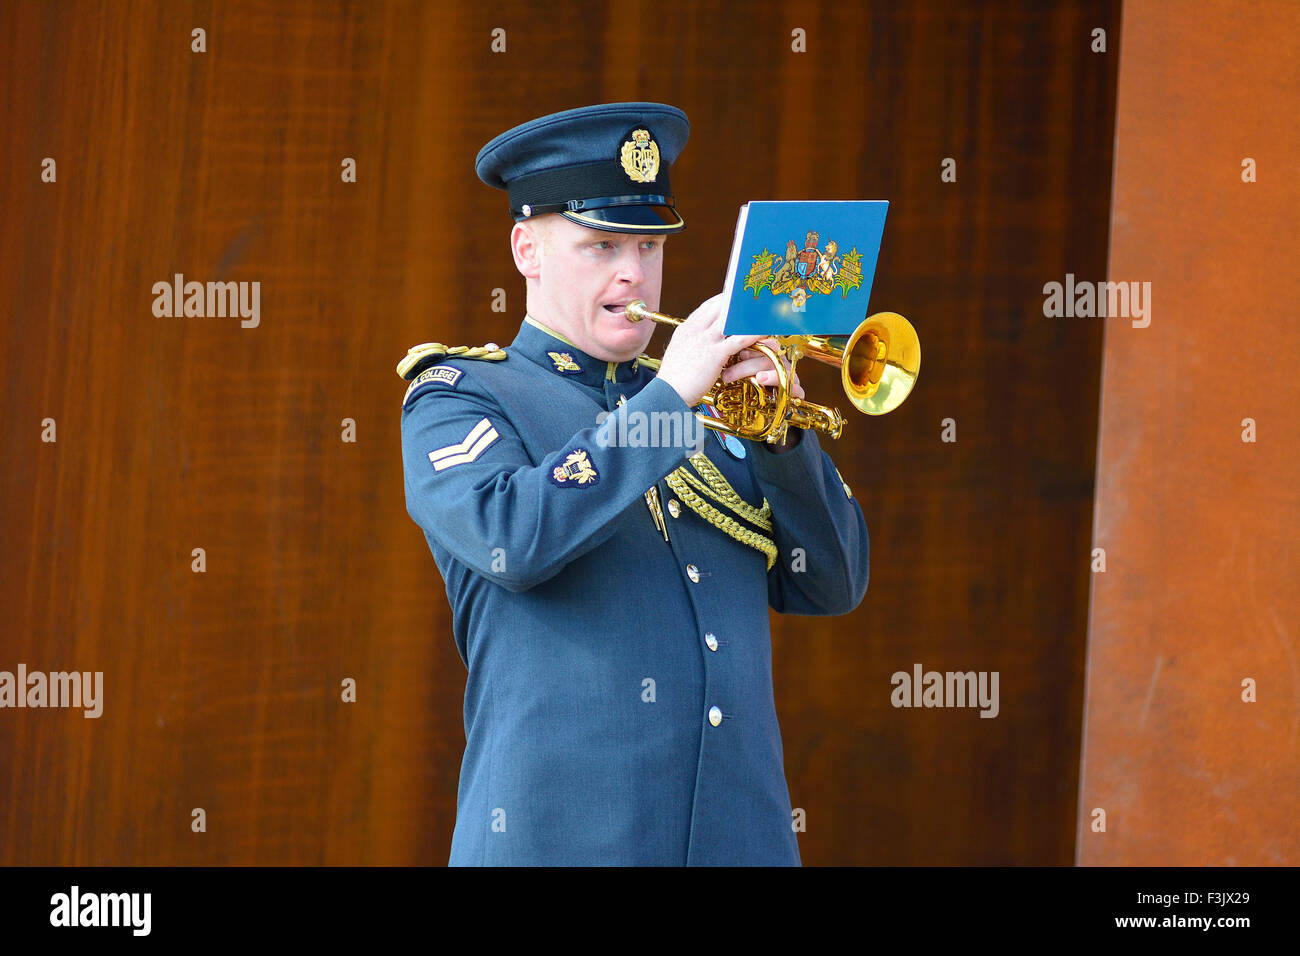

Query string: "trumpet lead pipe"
[624, 300, 683, 326]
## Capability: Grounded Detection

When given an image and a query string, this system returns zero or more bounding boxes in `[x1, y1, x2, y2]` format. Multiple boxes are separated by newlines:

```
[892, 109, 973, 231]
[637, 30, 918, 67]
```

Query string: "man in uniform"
[398, 103, 870, 865]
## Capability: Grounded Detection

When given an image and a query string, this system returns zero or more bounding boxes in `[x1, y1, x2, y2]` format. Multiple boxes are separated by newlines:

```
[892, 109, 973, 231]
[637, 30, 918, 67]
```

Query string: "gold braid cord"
[681, 454, 773, 531]
[396, 342, 507, 380]
[665, 453, 778, 571]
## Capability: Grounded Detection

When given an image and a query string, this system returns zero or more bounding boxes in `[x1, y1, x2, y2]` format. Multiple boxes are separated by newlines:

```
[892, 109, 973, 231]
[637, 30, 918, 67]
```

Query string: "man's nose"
[615, 244, 644, 284]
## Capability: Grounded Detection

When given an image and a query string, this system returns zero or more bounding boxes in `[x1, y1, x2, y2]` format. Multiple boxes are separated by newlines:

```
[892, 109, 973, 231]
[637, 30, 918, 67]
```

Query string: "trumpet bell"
[791, 312, 920, 417]
[842, 312, 921, 416]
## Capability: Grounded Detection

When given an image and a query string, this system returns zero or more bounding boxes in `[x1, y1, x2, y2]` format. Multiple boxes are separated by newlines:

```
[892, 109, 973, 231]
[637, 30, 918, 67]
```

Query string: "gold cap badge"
[619, 128, 660, 183]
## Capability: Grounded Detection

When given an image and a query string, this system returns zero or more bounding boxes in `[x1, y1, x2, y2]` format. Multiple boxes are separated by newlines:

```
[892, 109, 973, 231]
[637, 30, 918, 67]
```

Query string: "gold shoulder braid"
[396, 341, 508, 381]
[665, 453, 778, 571]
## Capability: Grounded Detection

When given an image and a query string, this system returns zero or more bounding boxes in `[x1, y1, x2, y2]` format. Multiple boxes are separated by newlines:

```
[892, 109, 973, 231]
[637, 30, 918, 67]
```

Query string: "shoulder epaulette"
[396, 341, 508, 381]
[398, 341, 509, 410]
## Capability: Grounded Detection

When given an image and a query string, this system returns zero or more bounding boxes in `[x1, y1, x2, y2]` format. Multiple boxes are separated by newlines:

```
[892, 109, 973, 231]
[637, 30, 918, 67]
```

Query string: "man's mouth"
[603, 302, 628, 315]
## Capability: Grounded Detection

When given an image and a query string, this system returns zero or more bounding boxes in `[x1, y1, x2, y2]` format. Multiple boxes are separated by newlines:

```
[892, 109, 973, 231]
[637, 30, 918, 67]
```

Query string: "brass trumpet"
[625, 299, 920, 443]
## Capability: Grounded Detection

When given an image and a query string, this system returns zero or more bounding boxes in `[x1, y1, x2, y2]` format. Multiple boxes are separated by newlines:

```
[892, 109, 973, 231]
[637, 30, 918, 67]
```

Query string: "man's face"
[517, 214, 665, 362]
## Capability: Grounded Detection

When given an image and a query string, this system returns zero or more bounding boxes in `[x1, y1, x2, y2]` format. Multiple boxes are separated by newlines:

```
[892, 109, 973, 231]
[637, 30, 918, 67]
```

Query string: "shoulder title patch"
[402, 366, 464, 409]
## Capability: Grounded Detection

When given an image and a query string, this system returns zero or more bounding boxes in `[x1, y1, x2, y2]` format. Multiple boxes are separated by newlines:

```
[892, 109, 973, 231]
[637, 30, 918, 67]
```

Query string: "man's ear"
[511, 221, 544, 279]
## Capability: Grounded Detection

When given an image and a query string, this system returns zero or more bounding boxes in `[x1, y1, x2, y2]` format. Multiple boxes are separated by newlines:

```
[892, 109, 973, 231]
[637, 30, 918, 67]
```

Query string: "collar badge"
[548, 351, 582, 374]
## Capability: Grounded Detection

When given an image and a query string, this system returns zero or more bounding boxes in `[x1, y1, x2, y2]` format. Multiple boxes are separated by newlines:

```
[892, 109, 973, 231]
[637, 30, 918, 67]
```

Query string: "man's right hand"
[653, 292, 767, 407]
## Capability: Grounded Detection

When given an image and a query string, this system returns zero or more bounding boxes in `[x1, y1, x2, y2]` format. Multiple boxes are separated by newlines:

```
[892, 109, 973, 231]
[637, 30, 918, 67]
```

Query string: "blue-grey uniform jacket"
[400, 314, 870, 865]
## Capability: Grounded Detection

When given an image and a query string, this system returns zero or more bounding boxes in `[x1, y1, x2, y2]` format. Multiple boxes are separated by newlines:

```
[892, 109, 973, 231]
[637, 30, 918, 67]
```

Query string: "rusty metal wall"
[1078, 0, 1299, 865]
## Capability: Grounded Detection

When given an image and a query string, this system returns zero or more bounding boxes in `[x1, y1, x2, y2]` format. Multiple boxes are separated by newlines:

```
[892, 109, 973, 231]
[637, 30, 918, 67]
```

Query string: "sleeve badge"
[550, 448, 600, 486]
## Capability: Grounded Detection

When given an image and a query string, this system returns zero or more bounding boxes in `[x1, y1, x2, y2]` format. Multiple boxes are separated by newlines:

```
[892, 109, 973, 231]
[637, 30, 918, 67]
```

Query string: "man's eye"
[641, 241, 658, 251]
[594, 241, 613, 250]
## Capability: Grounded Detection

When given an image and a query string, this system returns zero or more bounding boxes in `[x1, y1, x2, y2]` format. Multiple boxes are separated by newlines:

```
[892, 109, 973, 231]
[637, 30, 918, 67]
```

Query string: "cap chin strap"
[515, 193, 674, 218]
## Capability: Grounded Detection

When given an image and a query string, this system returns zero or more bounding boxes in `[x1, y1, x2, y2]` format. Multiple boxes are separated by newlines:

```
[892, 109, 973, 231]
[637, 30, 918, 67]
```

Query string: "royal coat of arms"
[744, 229, 864, 304]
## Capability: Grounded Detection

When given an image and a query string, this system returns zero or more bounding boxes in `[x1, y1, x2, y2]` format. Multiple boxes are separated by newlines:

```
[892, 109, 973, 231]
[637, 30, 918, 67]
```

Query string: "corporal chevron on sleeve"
[428, 417, 500, 471]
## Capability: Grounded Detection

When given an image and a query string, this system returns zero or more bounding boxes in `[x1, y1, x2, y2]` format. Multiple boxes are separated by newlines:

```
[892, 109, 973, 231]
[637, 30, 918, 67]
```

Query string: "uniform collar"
[511, 313, 644, 387]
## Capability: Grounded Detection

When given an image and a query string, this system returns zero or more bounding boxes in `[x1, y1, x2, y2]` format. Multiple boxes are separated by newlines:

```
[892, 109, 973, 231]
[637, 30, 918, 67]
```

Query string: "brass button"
[708, 706, 723, 727]
[667, 499, 681, 518]
[686, 564, 700, 583]
[705, 632, 719, 652]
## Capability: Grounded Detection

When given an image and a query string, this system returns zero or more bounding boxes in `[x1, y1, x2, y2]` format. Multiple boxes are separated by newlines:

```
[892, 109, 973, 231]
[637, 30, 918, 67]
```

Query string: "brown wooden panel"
[1078, 0, 1299, 864]
[0, 0, 1117, 865]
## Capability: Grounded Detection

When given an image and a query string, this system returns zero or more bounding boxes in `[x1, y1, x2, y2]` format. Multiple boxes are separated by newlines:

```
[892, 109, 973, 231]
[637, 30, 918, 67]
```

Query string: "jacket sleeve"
[401, 370, 698, 592]
[747, 428, 870, 616]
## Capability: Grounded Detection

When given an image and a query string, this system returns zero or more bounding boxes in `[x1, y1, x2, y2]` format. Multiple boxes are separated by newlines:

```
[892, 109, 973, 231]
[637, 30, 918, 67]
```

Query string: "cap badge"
[619, 128, 660, 183]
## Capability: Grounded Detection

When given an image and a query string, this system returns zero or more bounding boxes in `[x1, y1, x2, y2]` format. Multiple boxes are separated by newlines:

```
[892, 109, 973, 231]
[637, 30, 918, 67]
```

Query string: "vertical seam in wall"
[1074, 0, 1130, 868]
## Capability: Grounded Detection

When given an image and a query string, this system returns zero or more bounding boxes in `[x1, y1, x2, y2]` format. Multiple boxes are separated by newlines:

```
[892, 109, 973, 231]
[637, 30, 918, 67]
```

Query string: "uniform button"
[708, 705, 723, 727]
[686, 563, 700, 583]
[668, 499, 681, 518]
[704, 632, 719, 651]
